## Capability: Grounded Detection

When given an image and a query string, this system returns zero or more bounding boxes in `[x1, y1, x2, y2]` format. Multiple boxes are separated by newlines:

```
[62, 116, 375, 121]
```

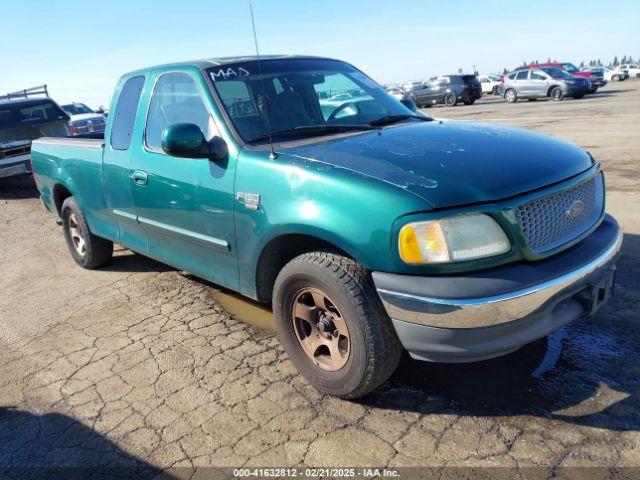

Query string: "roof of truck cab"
[125, 55, 336, 75]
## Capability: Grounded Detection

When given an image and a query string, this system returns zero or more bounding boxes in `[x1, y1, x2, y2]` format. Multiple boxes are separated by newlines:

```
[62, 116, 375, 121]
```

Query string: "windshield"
[0, 100, 68, 131]
[207, 58, 413, 143]
[540, 67, 572, 79]
[61, 103, 93, 115]
[562, 63, 579, 73]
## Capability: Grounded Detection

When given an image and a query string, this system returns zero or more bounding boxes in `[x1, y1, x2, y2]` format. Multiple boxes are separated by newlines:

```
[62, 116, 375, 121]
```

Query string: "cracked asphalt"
[1, 81, 640, 477]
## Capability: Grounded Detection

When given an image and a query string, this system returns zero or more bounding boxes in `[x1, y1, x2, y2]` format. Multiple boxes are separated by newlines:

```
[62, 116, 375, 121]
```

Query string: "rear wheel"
[550, 86, 564, 101]
[444, 92, 457, 106]
[61, 197, 113, 269]
[492, 85, 500, 95]
[573, 93, 585, 99]
[612, 74, 620, 82]
[273, 251, 402, 398]
[463, 97, 476, 105]
[589, 87, 599, 94]
[505, 89, 517, 103]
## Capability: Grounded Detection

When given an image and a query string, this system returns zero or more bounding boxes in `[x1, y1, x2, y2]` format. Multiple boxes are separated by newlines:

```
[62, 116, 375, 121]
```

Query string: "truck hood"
[280, 120, 593, 209]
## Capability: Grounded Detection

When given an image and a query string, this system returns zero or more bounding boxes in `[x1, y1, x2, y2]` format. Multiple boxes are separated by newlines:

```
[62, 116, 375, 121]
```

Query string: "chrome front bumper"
[374, 215, 622, 362]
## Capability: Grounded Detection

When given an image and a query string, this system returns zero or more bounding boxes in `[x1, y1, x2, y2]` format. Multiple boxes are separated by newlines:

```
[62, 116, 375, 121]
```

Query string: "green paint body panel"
[30, 57, 602, 301]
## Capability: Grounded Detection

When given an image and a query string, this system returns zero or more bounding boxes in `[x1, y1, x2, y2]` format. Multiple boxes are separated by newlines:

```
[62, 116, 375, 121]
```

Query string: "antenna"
[249, 0, 277, 160]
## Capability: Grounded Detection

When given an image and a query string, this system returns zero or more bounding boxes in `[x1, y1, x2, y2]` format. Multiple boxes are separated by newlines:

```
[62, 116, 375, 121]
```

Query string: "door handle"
[130, 170, 148, 186]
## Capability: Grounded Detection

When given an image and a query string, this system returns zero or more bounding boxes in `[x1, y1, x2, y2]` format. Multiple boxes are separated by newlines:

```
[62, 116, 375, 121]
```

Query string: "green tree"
[597, 59, 602, 66]
[547, 57, 551, 63]
[621, 55, 627, 64]
[503, 67, 508, 74]
[580, 61, 585, 67]
[613, 56, 619, 67]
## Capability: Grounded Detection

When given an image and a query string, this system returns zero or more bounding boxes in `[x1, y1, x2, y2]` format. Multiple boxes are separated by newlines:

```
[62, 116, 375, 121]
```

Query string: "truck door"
[128, 71, 239, 291]
[102, 75, 149, 254]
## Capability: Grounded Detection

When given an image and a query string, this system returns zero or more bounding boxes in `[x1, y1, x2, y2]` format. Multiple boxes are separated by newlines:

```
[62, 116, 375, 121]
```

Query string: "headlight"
[398, 214, 510, 264]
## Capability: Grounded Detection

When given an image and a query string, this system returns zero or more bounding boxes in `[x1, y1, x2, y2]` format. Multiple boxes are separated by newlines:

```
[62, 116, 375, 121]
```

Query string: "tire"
[443, 92, 457, 106]
[612, 74, 620, 82]
[492, 85, 499, 95]
[589, 87, 598, 94]
[273, 251, 402, 398]
[463, 98, 476, 105]
[61, 197, 113, 269]
[505, 89, 517, 103]
[550, 86, 564, 101]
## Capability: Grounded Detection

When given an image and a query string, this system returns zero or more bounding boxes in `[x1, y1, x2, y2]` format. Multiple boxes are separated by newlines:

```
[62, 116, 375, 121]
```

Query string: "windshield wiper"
[248, 124, 375, 143]
[368, 114, 433, 127]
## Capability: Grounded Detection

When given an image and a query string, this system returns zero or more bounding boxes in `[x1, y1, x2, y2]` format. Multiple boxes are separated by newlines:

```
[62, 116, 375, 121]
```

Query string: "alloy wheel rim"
[290, 287, 350, 372]
[507, 91, 515, 102]
[68, 213, 86, 256]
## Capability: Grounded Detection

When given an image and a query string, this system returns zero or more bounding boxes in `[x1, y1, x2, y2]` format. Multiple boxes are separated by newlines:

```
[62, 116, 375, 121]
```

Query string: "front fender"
[234, 149, 429, 298]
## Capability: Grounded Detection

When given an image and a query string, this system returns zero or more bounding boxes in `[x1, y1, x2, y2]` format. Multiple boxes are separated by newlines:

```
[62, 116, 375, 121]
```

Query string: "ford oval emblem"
[565, 200, 585, 220]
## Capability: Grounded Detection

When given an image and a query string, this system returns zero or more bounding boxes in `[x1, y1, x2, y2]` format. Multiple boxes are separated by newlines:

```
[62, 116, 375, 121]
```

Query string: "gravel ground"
[1, 80, 639, 478]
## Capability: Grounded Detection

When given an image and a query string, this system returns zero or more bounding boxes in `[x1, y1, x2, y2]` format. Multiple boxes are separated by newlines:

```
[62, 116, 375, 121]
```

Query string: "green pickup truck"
[32, 56, 622, 398]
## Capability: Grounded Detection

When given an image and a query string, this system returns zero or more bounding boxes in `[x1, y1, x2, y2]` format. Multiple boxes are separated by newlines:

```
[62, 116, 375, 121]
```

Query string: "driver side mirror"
[400, 97, 417, 112]
[161, 123, 228, 162]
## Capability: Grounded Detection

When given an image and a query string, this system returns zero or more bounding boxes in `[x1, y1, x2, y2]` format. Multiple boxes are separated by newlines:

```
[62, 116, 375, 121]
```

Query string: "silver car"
[502, 67, 591, 103]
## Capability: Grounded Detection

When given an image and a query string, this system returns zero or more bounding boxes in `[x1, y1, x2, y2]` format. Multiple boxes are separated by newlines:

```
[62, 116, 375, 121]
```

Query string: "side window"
[531, 71, 546, 80]
[508, 73, 517, 80]
[216, 80, 258, 118]
[110, 76, 144, 151]
[145, 73, 216, 150]
[516, 71, 529, 80]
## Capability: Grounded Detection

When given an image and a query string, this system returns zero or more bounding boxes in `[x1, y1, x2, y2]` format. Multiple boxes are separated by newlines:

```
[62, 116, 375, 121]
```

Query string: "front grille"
[516, 174, 604, 253]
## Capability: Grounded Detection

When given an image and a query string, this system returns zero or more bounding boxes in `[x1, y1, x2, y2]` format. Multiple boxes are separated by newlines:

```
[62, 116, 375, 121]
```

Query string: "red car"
[518, 62, 605, 93]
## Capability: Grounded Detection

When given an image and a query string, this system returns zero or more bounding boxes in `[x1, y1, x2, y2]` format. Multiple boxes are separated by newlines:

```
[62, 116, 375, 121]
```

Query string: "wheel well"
[52, 184, 72, 216]
[546, 85, 559, 97]
[255, 234, 350, 302]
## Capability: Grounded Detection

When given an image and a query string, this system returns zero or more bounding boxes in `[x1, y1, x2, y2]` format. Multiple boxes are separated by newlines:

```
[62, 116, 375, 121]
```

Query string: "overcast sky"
[2, 0, 638, 107]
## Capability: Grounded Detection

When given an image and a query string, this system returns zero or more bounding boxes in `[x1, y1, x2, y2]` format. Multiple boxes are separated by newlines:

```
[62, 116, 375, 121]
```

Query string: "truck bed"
[31, 136, 115, 241]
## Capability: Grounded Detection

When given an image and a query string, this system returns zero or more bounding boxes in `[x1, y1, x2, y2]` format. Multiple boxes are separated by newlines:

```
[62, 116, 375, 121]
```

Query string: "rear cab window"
[110, 75, 145, 150]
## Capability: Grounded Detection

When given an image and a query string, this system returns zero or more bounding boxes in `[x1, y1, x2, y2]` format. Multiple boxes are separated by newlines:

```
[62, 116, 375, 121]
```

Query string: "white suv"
[617, 64, 640, 78]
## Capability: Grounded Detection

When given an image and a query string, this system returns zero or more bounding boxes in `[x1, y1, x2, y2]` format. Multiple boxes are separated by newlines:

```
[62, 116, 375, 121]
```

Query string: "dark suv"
[410, 74, 482, 107]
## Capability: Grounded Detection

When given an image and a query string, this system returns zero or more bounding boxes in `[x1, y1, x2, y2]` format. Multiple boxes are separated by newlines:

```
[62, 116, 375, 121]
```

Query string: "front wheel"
[550, 86, 564, 101]
[505, 89, 517, 103]
[61, 197, 113, 269]
[443, 92, 457, 106]
[273, 252, 402, 398]
[612, 74, 620, 82]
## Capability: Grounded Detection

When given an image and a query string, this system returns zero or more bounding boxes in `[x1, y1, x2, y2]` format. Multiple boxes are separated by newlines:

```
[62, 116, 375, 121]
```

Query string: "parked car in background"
[502, 67, 591, 103]
[1, 93, 69, 179]
[478, 74, 501, 95]
[583, 66, 628, 82]
[523, 62, 604, 93]
[385, 86, 406, 100]
[616, 64, 640, 78]
[410, 75, 481, 107]
[61, 102, 107, 138]
[31, 55, 621, 398]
